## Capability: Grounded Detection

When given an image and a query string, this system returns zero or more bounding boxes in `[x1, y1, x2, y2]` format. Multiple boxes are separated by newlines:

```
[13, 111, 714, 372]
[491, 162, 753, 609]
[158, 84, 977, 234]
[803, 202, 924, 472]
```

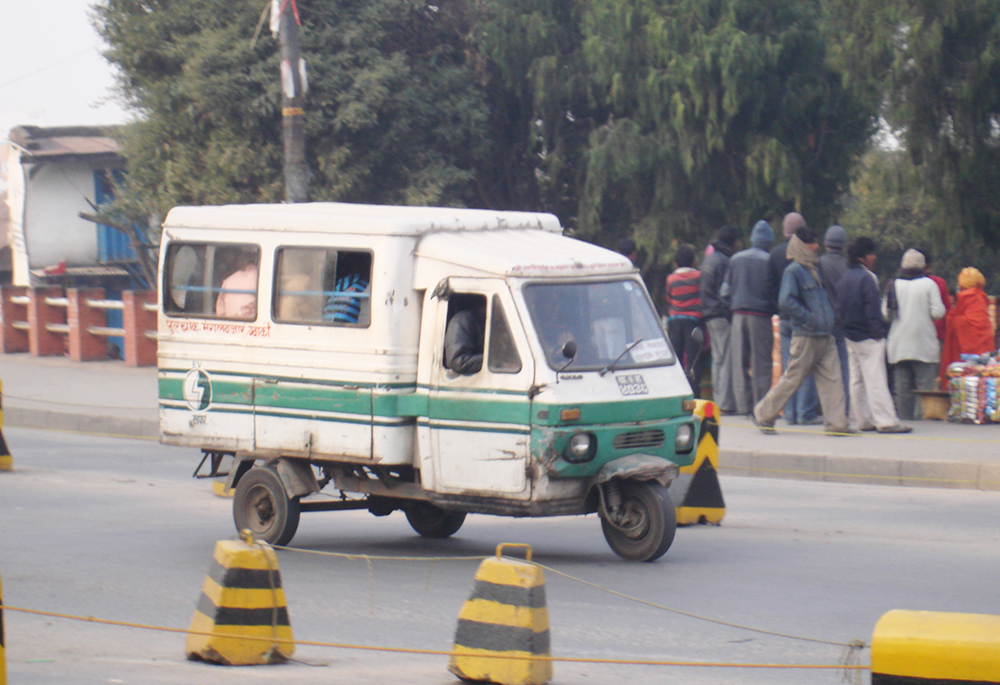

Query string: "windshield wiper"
[599, 339, 643, 376]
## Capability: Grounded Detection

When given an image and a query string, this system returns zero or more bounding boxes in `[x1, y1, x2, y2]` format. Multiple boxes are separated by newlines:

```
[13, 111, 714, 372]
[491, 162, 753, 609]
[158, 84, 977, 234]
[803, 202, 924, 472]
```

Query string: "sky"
[1, 0, 129, 138]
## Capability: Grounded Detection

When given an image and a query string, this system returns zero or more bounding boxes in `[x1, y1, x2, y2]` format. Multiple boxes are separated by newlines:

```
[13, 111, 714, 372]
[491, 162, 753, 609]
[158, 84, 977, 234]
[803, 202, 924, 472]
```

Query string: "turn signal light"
[682, 399, 697, 412]
[560, 408, 581, 421]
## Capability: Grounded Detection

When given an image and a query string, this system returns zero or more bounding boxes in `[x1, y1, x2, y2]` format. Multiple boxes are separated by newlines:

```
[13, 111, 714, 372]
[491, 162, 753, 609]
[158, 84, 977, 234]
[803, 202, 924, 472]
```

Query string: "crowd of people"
[662, 213, 997, 435]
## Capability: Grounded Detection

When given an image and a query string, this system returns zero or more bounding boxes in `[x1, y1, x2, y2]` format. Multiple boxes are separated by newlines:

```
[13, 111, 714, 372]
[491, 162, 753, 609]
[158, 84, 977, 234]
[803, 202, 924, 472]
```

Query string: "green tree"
[95, 0, 490, 224]
[887, 0, 1000, 247]
[571, 0, 876, 260]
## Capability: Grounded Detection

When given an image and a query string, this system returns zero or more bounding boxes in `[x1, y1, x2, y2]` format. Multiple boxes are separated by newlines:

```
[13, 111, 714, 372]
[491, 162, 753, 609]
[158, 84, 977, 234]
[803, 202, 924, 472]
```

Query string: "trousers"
[706, 317, 736, 412]
[755, 334, 848, 432]
[846, 338, 900, 429]
[730, 313, 774, 415]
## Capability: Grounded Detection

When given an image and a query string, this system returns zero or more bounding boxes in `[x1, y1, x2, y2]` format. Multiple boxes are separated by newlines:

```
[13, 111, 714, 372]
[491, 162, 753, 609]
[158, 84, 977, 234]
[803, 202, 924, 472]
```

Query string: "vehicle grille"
[613, 429, 665, 450]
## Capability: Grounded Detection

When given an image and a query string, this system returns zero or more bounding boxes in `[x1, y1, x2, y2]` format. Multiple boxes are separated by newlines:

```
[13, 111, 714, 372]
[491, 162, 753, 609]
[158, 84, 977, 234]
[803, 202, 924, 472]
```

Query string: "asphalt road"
[2, 426, 999, 684]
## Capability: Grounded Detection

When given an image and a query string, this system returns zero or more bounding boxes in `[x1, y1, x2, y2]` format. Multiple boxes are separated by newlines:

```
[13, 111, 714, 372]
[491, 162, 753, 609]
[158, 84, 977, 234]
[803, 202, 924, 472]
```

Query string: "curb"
[5, 407, 999, 492]
[720, 448, 1000, 492]
[4, 407, 158, 440]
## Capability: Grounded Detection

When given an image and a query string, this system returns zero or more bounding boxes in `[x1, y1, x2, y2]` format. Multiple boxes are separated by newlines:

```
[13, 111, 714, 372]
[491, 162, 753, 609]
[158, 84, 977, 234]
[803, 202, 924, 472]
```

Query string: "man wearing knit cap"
[768, 212, 822, 425]
[701, 225, 742, 413]
[753, 227, 853, 435]
[820, 225, 850, 409]
[722, 220, 777, 414]
[882, 249, 946, 419]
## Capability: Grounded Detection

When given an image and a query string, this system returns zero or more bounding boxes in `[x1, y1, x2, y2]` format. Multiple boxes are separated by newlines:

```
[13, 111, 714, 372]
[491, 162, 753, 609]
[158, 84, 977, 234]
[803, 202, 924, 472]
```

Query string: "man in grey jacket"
[723, 220, 776, 414]
[700, 225, 741, 413]
[753, 227, 853, 435]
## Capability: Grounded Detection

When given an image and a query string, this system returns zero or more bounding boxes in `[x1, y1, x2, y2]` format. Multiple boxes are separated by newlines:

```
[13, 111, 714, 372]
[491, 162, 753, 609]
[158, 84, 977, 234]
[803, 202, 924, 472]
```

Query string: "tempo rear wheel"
[404, 501, 466, 538]
[600, 481, 676, 562]
[233, 466, 301, 546]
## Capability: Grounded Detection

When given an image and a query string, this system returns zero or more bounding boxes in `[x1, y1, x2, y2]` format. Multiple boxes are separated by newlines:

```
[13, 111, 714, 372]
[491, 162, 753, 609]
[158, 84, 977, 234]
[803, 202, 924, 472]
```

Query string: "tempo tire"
[601, 481, 676, 562]
[404, 502, 467, 538]
[233, 466, 301, 546]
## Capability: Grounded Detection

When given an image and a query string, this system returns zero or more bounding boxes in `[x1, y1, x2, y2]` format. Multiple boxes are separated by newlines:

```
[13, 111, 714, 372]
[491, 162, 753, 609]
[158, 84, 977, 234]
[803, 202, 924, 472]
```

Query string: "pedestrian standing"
[665, 244, 704, 396]
[922, 250, 952, 359]
[819, 225, 850, 409]
[940, 267, 994, 383]
[882, 249, 946, 420]
[723, 220, 776, 414]
[753, 227, 852, 435]
[768, 212, 822, 425]
[835, 237, 911, 433]
[701, 225, 741, 413]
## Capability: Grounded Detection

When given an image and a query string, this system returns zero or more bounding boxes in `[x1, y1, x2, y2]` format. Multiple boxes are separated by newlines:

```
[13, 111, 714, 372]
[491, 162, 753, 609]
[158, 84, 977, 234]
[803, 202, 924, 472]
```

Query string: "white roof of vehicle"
[162, 202, 563, 236]
[414, 228, 634, 281]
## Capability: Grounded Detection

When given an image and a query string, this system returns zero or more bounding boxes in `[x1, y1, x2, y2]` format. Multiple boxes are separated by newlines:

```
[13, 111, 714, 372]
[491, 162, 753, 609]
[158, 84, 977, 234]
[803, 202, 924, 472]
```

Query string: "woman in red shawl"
[940, 267, 994, 387]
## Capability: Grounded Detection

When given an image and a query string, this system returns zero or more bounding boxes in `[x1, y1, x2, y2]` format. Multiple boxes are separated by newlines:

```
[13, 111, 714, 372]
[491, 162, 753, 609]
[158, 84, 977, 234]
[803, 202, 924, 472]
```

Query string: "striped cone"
[449, 544, 551, 685]
[185, 533, 293, 665]
[0, 379, 12, 472]
[672, 399, 725, 525]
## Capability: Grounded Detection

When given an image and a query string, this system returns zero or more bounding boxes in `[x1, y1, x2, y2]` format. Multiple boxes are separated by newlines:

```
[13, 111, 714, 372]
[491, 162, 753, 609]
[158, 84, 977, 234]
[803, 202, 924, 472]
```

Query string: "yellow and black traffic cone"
[672, 399, 725, 525]
[0, 379, 12, 472]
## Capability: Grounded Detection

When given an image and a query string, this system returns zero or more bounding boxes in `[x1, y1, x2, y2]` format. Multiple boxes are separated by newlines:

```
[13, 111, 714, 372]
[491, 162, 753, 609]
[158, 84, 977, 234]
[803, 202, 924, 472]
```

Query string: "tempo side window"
[163, 242, 260, 320]
[272, 247, 372, 327]
[488, 295, 522, 374]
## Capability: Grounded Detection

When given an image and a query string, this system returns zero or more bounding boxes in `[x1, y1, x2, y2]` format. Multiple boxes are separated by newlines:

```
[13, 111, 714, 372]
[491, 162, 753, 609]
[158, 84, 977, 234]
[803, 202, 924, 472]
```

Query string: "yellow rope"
[1, 605, 867, 671]
[270, 545, 859, 649]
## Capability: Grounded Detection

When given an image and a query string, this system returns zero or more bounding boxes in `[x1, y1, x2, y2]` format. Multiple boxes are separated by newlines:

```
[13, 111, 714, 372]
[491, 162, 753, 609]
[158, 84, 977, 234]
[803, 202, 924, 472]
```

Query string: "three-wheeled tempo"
[157, 202, 719, 561]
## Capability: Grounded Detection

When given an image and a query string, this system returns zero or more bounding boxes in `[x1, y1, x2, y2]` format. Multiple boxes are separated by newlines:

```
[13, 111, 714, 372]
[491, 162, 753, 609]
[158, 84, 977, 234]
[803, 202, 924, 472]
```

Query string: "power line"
[0, 44, 101, 90]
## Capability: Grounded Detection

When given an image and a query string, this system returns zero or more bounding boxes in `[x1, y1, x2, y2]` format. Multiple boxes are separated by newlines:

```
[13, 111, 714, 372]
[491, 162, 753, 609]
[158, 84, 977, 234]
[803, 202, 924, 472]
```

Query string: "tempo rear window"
[163, 243, 260, 321]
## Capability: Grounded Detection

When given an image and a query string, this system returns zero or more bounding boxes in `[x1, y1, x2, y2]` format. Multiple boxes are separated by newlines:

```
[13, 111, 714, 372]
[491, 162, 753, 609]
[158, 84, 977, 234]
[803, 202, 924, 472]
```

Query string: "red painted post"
[67, 288, 107, 362]
[27, 286, 65, 357]
[122, 290, 158, 367]
[0, 286, 30, 353]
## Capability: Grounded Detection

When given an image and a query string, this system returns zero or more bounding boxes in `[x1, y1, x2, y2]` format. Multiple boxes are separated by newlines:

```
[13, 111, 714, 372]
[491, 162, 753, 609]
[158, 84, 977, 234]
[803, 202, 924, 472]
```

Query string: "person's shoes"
[801, 416, 825, 426]
[860, 425, 877, 432]
[877, 424, 913, 434]
[784, 416, 798, 426]
[827, 427, 860, 437]
[750, 413, 777, 435]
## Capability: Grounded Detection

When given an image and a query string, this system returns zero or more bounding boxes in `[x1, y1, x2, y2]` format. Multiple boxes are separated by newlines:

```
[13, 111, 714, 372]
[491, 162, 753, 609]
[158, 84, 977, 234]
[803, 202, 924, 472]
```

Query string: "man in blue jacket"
[752, 227, 853, 435]
[836, 237, 912, 434]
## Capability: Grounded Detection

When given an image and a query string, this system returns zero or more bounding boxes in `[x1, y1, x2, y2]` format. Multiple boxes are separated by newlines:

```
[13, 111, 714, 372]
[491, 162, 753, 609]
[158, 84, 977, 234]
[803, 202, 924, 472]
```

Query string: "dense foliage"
[95, 0, 1000, 291]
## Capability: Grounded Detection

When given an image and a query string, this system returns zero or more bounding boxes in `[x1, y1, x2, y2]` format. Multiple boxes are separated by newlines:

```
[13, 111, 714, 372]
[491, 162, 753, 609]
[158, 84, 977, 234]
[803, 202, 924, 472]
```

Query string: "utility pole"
[279, 0, 309, 202]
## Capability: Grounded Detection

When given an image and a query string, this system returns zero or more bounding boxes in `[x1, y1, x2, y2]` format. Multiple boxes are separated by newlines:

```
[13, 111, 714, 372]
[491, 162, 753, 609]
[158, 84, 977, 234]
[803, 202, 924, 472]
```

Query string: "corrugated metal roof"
[9, 125, 122, 162]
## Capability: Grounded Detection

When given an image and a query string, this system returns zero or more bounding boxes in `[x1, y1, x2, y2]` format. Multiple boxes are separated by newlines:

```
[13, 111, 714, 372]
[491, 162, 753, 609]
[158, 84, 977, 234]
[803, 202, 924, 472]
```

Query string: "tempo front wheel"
[600, 481, 676, 562]
[233, 466, 301, 546]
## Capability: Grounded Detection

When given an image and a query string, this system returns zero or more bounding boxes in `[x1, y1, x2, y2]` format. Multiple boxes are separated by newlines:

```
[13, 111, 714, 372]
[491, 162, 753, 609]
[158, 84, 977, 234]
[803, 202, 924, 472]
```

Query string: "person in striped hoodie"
[665, 244, 705, 396]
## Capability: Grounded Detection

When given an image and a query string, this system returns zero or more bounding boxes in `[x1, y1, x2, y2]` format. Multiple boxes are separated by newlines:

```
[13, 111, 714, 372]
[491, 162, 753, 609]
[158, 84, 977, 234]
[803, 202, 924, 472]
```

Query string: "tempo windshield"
[523, 279, 675, 371]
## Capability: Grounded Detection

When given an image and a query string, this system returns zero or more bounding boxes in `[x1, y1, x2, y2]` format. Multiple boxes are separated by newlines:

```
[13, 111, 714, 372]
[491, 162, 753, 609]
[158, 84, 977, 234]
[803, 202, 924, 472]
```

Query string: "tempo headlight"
[564, 432, 596, 463]
[675, 423, 695, 453]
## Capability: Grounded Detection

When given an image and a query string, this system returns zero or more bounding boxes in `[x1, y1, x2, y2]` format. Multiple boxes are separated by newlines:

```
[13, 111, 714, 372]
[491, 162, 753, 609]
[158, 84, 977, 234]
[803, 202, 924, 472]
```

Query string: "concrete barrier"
[1, 572, 6, 685]
[185, 533, 293, 665]
[871, 609, 1000, 684]
[449, 544, 551, 685]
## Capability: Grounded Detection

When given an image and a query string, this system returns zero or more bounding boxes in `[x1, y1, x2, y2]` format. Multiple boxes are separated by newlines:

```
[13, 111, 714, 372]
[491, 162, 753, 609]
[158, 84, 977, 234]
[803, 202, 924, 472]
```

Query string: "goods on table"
[946, 353, 1000, 423]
